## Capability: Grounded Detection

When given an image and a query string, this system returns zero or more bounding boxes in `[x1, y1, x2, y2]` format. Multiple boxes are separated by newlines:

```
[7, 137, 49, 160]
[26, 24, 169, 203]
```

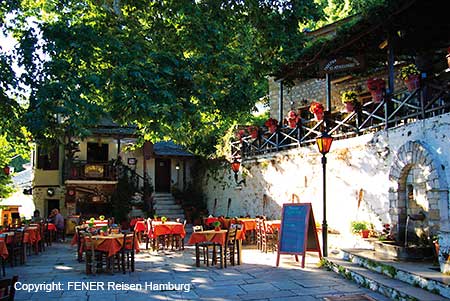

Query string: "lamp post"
[316, 131, 333, 257]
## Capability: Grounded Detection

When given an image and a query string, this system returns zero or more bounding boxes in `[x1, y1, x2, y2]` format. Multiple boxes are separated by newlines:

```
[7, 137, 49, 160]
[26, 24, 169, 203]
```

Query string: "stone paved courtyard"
[6, 239, 391, 301]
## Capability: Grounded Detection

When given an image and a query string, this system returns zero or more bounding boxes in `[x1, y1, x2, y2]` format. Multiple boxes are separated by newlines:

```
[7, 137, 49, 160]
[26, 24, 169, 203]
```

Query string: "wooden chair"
[81, 232, 108, 274]
[255, 218, 263, 250]
[8, 230, 25, 267]
[37, 222, 45, 252]
[192, 225, 215, 266]
[1, 234, 7, 277]
[44, 221, 53, 246]
[262, 220, 278, 253]
[214, 227, 238, 268]
[119, 230, 136, 274]
[75, 226, 84, 262]
[171, 219, 186, 250]
[0, 275, 18, 301]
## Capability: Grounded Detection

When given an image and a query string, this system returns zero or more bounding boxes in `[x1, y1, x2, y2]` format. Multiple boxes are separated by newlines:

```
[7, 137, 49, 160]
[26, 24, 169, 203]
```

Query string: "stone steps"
[325, 248, 450, 300]
[153, 193, 185, 221]
[326, 258, 447, 301]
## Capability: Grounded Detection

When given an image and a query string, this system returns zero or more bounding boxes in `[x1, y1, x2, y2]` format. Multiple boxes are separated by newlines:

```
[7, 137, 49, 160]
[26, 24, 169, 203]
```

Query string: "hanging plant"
[247, 126, 259, 139]
[264, 118, 278, 133]
[341, 90, 359, 112]
[399, 64, 420, 91]
[286, 110, 300, 128]
[309, 102, 324, 121]
[366, 78, 385, 103]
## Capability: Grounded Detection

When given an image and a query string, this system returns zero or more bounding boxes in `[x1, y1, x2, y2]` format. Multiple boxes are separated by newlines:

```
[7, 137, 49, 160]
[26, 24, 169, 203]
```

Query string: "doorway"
[46, 199, 60, 217]
[155, 158, 171, 192]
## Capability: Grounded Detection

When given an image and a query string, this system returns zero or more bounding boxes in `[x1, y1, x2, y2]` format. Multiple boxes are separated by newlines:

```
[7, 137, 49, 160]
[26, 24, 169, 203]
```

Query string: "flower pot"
[249, 129, 258, 139]
[288, 119, 298, 128]
[344, 102, 355, 112]
[314, 111, 324, 121]
[268, 125, 277, 133]
[214, 227, 221, 231]
[370, 90, 384, 103]
[404, 75, 420, 92]
[361, 229, 370, 238]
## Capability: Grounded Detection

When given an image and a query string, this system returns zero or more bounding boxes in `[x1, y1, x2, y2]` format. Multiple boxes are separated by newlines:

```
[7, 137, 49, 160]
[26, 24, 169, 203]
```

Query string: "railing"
[232, 79, 450, 159]
[65, 161, 117, 181]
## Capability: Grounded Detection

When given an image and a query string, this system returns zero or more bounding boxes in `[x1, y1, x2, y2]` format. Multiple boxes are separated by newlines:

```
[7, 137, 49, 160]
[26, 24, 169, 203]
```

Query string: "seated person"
[31, 209, 44, 223]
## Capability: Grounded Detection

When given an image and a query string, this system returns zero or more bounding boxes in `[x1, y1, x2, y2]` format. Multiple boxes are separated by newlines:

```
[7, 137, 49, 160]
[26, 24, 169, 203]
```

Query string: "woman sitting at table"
[31, 209, 43, 223]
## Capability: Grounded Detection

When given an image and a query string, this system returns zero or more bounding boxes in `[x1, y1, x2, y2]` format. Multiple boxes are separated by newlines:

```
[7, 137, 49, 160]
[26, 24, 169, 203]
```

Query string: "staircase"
[325, 248, 450, 301]
[152, 192, 185, 221]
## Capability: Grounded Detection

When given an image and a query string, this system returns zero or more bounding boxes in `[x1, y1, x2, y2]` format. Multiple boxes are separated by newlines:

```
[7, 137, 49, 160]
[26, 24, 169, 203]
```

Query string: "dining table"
[265, 220, 281, 232]
[188, 229, 245, 268]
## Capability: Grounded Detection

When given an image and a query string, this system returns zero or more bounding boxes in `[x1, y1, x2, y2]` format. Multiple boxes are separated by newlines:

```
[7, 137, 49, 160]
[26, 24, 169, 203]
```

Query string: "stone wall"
[268, 69, 407, 120]
[201, 113, 450, 270]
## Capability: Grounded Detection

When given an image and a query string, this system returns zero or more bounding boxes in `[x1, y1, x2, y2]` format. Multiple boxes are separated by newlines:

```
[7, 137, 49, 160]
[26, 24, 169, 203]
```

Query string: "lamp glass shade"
[175, 163, 180, 170]
[231, 160, 241, 173]
[316, 133, 333, 155]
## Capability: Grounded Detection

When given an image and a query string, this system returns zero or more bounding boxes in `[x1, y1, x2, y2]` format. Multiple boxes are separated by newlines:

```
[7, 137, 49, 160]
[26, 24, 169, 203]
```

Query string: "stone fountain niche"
[386, 141, 449, 261]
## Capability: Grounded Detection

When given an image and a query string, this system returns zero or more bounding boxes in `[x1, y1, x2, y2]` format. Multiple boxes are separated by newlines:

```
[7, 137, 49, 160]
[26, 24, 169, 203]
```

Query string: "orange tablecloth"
[237, 218, 257, 232]
[265, 220, 281, 232]
[82, 234, 140, 257]
[25, 227, 41, 244]
[0, 240, 8, 259]
[188, 229, 245, 246]
[151, 221, 186, 238]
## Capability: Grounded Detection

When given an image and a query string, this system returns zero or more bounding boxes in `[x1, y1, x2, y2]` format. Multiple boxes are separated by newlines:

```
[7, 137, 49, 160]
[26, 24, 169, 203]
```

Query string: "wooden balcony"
[65, 161, 117, 181]
[232, 79, 450, 159]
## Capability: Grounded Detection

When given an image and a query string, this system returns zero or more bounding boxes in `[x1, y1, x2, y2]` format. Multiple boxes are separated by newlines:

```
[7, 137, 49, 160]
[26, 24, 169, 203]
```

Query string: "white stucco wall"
[202, 113, 450, 238]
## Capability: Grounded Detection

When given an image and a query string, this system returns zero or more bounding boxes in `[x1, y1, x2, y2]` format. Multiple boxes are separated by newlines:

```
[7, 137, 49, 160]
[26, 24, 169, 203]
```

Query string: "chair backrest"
[0, 275, 18, 301]
[121, 230, 135, 251]
[226, 227, 238, 245]
[192, 225, 203, 232]
[230, 223, 243, 230]
[12, 230, 24, 246]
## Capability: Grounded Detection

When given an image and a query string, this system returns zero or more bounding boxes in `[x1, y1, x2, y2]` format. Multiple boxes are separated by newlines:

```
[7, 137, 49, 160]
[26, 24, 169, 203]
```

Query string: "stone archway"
[388, 140, 449, 241]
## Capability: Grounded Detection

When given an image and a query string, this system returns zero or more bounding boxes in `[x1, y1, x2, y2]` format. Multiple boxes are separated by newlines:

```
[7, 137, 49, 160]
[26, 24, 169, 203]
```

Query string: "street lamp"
[231, 158, 246, 186]
[316, 131, 333, 257]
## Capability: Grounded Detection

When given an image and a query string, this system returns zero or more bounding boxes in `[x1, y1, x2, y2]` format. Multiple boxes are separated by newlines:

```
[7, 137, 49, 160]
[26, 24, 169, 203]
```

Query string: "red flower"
[309, 102, 324, 114]
[264, 118, 278, 127]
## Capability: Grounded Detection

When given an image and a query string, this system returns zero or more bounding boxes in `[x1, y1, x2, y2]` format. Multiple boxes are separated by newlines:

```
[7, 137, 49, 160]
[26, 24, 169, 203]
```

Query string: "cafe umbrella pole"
[316, 131, 333, 257]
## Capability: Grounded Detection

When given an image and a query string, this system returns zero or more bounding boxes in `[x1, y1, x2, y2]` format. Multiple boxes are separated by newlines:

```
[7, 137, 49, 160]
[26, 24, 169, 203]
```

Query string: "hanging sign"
[276, 203, 322, 268]
[319, 55, 365, 74]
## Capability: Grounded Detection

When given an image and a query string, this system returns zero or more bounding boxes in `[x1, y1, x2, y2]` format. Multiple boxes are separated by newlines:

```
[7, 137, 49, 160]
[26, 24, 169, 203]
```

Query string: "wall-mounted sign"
[84, 164, 104, 178]
[319, 55, 365, 74]
[127, 158, 137, 165]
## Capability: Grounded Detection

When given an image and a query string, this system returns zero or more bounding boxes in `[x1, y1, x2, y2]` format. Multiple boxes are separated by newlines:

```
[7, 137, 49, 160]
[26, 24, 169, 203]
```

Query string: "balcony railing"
[65, 161, 117, 181]
[232, 79, 450, 159]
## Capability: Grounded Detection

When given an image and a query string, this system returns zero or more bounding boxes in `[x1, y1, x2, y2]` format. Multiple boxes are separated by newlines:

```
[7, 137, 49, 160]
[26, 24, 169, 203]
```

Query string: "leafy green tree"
[6, 0, 323, 157]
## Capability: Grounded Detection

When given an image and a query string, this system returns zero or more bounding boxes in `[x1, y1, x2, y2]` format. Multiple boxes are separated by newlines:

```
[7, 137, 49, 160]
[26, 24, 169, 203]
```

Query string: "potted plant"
[399, 63, 421, 92]
[247, 126, 259, 139]
[161, 216, 167, 224]
[286, 110, 300, 128]
[366, 78, 386, 103]
[213, 221, 221, 231]
[264, 118, 278, 133]
[341, 90, 359, 112]
[309, 101, 325, 121]
[351, 221, 370, 238]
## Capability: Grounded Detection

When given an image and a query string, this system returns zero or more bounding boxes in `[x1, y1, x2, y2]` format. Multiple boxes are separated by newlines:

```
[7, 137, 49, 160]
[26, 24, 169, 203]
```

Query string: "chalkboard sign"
[276, 203, 321, 268]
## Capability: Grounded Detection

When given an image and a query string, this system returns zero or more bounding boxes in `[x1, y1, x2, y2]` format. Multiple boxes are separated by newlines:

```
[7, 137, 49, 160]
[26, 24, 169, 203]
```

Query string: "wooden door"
[155, 158, 171, 192]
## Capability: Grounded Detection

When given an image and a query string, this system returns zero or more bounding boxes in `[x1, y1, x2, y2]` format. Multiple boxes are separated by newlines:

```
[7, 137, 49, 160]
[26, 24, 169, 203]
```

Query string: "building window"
[37, 146, 59, 170]
[87, 142, 109, 162]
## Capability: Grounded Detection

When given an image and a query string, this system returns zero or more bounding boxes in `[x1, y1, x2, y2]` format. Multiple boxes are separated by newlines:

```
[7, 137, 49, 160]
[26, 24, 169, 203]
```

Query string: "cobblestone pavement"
[6, 239, 391, 301]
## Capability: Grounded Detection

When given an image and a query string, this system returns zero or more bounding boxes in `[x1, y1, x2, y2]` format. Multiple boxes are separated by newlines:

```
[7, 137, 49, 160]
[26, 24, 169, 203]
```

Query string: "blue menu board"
[276, 203, 321, 268]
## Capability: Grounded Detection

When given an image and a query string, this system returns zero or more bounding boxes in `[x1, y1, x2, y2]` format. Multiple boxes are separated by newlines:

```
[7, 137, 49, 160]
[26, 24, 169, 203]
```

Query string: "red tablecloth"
[204, 217, 220, 226]
[78, 234, 140, 257]
[130, 218, 144, 227]
[151, 221, 186, 238]
[134, 221, 147, 232]
[47, 223, 57, 231]
[237, 218, 257, 232]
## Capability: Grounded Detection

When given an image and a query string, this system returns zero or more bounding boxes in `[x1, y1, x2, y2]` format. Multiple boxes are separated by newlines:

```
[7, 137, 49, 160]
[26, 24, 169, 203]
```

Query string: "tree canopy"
[1, 0, 328, 156]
